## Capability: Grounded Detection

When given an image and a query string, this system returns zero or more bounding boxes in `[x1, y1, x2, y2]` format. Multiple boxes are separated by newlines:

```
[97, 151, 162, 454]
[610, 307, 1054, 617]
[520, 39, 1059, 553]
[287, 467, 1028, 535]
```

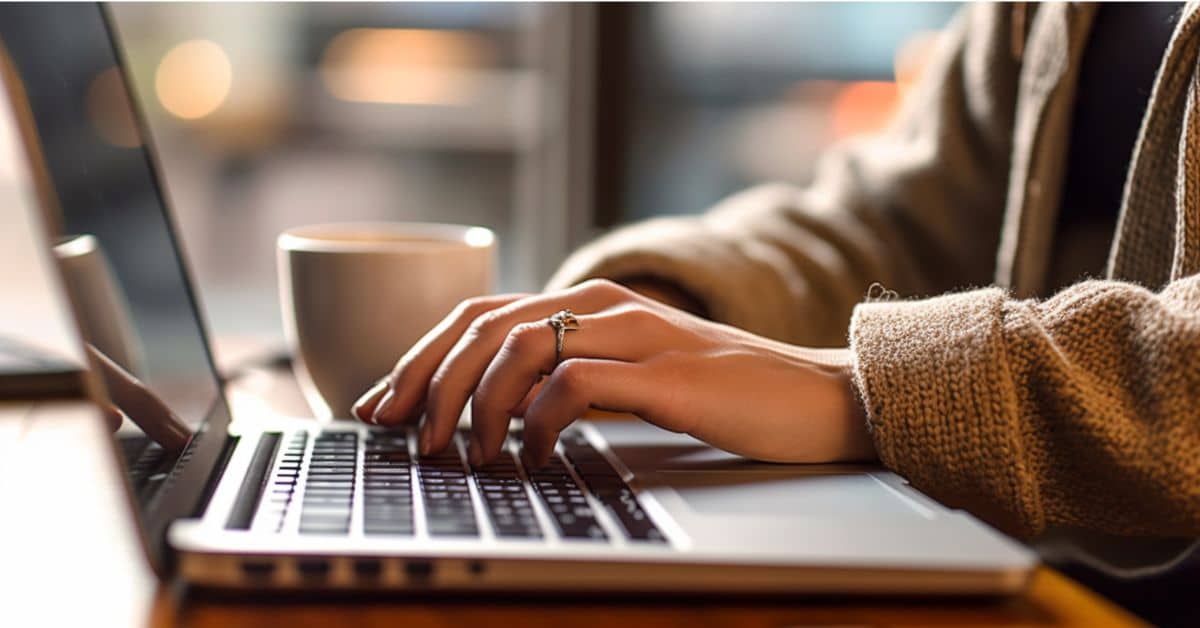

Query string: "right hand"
[349, 279, 873, 468]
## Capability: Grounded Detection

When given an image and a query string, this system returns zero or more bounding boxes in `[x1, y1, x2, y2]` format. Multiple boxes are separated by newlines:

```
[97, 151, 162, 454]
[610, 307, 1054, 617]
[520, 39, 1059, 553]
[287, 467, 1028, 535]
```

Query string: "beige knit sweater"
[547, 3, 1200, 539]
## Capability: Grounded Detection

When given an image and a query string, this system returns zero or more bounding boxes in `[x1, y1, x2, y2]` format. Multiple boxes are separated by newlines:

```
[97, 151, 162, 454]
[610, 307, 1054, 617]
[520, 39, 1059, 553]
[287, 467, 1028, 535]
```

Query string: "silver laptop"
[3, 2, 1036, 595]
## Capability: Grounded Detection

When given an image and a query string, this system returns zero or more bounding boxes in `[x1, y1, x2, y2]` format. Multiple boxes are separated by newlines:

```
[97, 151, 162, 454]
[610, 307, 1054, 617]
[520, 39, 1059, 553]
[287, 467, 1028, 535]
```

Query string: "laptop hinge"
[193, 434, 240, 518]
[225, 432, 281, 529]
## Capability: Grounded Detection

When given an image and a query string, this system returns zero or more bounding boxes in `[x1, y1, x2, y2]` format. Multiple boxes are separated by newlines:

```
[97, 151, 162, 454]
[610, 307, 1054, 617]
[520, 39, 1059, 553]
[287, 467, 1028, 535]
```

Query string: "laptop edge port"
[240, 560, 276, 580]
[405, 560, 434, 582]
[297, 558, 331, 580]
[353, 558, 383, 579]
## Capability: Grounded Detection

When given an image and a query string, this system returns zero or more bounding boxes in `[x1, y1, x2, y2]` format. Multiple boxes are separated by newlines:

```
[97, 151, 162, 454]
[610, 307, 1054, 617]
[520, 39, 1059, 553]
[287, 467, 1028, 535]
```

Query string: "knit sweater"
[547, 3, 1200, 539]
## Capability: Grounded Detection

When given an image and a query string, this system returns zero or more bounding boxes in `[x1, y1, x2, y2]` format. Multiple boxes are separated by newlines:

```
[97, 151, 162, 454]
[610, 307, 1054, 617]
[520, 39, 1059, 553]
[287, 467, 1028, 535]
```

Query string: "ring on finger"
[547, 308, 581, 367]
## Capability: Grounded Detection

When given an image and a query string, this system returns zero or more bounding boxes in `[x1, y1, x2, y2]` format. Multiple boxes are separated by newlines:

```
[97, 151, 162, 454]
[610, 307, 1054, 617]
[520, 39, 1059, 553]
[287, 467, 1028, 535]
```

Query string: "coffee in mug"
[278, 222, 495, 420]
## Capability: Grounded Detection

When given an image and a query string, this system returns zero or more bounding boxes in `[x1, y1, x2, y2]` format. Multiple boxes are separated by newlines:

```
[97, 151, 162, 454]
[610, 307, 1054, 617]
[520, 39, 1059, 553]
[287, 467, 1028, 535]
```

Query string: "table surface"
[2, 365, 1148, 627]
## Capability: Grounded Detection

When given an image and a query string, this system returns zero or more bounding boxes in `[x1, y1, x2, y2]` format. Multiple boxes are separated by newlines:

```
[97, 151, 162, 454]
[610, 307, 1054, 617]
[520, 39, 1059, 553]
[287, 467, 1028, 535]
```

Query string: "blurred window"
[592, 2, 960, 223]
[111, 3, 546, 358]
[108, 3, 959, 361]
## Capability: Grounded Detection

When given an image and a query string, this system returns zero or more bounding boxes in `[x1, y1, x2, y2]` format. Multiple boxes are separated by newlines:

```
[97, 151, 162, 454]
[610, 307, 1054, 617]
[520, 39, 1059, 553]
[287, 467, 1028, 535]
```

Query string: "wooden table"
[2, 364, 1146, 628]
[153, 569, 1137, 628]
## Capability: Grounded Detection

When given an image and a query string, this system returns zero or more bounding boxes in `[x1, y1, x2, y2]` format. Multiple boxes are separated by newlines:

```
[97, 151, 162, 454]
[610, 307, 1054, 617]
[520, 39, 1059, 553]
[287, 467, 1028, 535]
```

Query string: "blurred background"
[104, 2, 959, 365]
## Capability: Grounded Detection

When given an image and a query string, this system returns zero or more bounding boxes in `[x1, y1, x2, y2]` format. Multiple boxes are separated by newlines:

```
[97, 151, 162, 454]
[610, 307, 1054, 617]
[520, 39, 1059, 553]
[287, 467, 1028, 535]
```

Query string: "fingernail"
[371, 389, 396, 424]
[468, 437, 482, 467]
[419, 422, 432, 456]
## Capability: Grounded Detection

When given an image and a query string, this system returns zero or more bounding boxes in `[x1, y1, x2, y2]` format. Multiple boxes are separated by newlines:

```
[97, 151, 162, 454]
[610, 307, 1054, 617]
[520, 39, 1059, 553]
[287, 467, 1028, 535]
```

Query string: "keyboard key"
[418, 443, 479, 537]
[560, 431, 666, 543]
[299, 432, 358, 535]
[253, 431, 309, 532]
[473, 453, 543, 539]
[362, 431, 414, 536]
[526, 454, 606, 541]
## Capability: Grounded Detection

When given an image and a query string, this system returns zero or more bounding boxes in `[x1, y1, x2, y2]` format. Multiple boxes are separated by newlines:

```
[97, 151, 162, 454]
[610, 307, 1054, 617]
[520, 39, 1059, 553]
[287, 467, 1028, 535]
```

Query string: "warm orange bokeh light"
[319, 28, 491, 106]
[828, 30, 943, 139]
[155, 39, 232, 120]
[830, 81, 899, 138]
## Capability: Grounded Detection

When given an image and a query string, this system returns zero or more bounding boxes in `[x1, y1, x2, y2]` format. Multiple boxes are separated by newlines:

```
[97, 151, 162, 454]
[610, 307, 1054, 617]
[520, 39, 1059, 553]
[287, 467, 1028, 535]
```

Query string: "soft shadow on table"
[155, 585, 1057, 628]
[1052, 553, 1200, 628]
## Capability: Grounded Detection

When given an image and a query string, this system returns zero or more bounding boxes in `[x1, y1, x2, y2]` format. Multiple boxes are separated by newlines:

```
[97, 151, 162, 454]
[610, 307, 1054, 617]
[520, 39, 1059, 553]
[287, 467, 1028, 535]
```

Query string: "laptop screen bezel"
[98, 2, 238, 573]
[0, 3, 241, 575]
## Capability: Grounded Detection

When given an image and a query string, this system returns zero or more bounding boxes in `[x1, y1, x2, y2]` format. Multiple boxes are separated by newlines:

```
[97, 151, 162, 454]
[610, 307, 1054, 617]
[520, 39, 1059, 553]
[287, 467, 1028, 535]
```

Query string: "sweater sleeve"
[849, 275, 1200, 538]
[547, 4, 1021, 347]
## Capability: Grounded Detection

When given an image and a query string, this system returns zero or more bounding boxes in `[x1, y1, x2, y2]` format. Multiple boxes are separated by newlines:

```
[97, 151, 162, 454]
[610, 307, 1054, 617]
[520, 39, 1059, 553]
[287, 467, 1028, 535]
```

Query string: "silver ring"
[547, 308, 581, 367]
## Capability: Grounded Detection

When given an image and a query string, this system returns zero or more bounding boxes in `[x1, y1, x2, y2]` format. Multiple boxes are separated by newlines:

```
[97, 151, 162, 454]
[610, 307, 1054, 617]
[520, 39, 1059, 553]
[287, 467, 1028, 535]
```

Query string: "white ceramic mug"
[278, 222, 495, 421]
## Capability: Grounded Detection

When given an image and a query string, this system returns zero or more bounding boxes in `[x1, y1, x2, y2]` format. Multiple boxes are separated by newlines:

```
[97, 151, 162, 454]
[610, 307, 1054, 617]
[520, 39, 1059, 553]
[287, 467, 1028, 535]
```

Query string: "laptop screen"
[0, 5, 222, 457]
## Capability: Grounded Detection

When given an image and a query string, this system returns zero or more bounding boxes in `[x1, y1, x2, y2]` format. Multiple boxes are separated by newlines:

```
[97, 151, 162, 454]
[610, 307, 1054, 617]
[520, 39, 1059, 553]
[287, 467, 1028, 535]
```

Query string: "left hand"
[352, 279, 875, 467]
[87, 344, 191, 452]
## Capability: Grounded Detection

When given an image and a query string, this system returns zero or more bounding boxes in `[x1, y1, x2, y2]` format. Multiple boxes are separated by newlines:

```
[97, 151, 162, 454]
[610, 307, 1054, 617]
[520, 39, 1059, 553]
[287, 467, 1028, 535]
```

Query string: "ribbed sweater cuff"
[848, 287, 1040, 536]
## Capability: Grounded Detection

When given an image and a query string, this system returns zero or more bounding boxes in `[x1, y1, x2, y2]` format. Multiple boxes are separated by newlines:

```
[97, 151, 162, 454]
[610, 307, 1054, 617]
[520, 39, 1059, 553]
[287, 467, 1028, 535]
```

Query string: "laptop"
[1, 2, 1036, 594]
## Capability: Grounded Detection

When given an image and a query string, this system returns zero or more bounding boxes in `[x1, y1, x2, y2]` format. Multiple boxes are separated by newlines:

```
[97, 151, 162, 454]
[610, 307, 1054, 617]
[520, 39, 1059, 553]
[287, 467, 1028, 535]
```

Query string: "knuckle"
[620, 305, 662, 330]
[454, 296, 490, 320]
[455, 293, 519, 324]
[465, 308, 506, 339]
[578, 277, 624, 298]
[550, 359, 589, 395]
[504, 322, 544, 355]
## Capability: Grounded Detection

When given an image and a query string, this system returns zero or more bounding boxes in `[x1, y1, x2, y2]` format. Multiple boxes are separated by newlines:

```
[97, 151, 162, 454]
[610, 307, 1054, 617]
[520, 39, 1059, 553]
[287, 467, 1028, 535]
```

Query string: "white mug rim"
[278, 221, 494, 254]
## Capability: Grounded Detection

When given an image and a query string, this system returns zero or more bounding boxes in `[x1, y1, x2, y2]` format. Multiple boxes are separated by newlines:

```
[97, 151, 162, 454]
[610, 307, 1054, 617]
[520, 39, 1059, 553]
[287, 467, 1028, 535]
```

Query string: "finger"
[469, 307, 668, 465]
[510, 377, 545, 417]
[88, 344, 191, 452]
[101, 402, 124, 432]
[521, 358, 654, 468]
[421, 279, 636, 455]
[371, 293, 528, 425]
[352, 377, 389, 423]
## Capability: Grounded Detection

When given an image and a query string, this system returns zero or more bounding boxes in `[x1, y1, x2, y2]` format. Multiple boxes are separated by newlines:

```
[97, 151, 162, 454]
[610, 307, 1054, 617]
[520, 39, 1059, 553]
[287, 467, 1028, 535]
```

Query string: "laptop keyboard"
[417, 443, 479, 537]
[119, 436, 172, 501]
[255, 428, 667, 546]
[298, 432, 357, 534]
[475, 453, 543, 538]
[362, 433, 414, 536]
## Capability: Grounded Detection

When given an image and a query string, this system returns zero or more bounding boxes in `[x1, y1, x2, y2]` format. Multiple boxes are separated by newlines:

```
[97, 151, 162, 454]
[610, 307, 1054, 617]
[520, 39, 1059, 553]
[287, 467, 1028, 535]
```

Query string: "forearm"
[851, 276, 1200, 538]
[549, 4, 1020, 346]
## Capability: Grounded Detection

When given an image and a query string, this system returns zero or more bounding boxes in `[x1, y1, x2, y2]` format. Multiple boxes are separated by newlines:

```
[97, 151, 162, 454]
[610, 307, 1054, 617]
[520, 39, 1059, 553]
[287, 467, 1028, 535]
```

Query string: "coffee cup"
[278, 222, 495, 420]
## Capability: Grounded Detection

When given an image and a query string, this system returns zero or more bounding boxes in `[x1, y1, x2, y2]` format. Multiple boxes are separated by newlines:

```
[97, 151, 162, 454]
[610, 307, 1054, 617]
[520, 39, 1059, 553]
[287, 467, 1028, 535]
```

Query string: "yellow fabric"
[548, 3, 1200, 538]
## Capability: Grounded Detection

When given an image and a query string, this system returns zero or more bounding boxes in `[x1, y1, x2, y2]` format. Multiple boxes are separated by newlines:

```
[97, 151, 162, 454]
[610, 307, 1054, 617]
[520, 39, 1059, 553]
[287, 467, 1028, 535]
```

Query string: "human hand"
[617, 276, 708, 317]
[87, 345, 191, 453]
[352, 279, 875, 467]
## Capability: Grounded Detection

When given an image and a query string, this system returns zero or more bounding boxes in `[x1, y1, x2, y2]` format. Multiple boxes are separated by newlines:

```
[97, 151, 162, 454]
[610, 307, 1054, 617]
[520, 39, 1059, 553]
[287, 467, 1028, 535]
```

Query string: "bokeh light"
[155, 39, 232, 120]
[464, 226, 494, 248]
[831, 81, 899, 138]
[320, 28, 490, 106]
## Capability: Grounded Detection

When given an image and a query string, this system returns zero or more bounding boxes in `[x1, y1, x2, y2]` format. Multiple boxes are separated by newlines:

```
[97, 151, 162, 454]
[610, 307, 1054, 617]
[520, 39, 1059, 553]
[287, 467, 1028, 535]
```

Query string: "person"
[352, 3, 1200, 543]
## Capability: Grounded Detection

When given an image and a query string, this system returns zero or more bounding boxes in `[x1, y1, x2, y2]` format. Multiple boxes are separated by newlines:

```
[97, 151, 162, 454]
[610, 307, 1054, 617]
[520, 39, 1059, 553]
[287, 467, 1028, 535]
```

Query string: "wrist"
[839, 367, 876, 461]
[794, 347, 876, 461]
